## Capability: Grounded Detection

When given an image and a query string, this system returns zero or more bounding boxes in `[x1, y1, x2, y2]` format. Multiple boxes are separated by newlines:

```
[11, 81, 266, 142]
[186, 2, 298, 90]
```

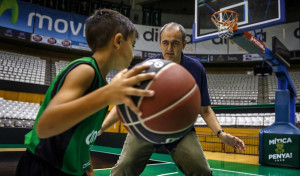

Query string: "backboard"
[193, 0, 286, 42]
[272, 35, 290, 67]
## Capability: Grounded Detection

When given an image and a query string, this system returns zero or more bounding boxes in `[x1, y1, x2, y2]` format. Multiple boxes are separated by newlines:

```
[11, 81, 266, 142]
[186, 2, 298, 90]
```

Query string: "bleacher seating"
[1, 50, 298, 105]
[207, 74, 258, 105]
[106, 69, 119, 83]
[0, 97, 39, 128]
[54, 60, 70, 76]
[0, 51, 299, 129]
[195, 112, 300, 127]
[1, 97, 299, 129]
[267, 72, 300, 103]
[0, 51, 46, 85]
[53, 60, 118, 84]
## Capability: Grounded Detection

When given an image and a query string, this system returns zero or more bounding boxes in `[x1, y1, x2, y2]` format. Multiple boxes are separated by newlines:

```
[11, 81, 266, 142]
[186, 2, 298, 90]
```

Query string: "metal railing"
[197, 134, 259, 155]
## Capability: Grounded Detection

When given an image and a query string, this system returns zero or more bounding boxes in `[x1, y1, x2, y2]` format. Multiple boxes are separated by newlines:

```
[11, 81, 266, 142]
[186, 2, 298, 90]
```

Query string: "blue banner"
[34, 5, 70, 40]
[69, 13, 88, 43]
[0, 0, 87, 45]
[0, 1, 35, 33]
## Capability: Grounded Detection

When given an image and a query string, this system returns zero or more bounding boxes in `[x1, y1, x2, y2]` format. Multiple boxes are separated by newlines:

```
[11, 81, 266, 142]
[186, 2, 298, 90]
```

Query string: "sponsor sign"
[209, 54, 243, 63]
[142, 51, 161, 58]
[0, 26, 30, 41]
[71, 41, 91, 51]
[186, 54, 209, 62]
[262, 134, 300, 168]
[244, 32, 266, 52]
[31, 34, 71, 48]
[243, 54, 263, 62]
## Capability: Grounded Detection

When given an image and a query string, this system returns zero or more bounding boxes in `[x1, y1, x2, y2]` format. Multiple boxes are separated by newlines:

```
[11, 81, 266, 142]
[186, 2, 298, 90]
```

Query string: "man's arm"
[199, 106, 222, 135]
[199, 106, 245, 152]
[98, 106, 120, 135]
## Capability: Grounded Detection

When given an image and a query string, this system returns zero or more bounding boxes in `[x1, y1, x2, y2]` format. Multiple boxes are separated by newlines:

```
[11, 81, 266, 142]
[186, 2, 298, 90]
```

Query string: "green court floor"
[0, 144, 299, 176]
[92, 146, 300, 176]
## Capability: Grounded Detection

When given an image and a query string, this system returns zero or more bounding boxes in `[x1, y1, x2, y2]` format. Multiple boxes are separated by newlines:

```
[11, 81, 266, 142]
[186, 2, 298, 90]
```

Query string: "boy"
[16, 9, 155, 176]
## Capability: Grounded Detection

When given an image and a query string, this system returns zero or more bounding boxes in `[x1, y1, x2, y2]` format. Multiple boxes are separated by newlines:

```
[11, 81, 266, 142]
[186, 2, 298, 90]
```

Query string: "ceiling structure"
[130, 0, 299, 22]
[132, 0, 195, 15]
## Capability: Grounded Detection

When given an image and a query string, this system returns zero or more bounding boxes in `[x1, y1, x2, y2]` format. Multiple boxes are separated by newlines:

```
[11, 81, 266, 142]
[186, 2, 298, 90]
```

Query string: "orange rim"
[211, 10, 239, 25]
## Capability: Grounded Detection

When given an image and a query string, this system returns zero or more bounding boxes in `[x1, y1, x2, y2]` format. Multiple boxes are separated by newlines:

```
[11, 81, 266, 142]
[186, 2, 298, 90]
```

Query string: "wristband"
[217, 129, 224, 138]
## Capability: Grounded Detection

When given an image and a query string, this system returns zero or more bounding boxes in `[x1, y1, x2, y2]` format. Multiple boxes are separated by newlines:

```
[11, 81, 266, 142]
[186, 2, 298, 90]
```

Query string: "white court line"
[147, 162, 175, 166]
[92, 162, 266, 176]
[90, 149, 120, 156]
[93, 168, 111, 171]
[151, 162, 266, 176]
[91, 150, 266, 176]
[91, 149, 176, 165]
[157, 172, 178, 176]
[91, 149, 173, 164]
[212, 168, 266, 176]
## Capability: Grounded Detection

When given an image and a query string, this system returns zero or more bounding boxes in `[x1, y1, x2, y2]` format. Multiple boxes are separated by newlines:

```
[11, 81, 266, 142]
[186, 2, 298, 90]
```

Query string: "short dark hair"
[160, 22, 186, 42]
[85, 9, 139, 53]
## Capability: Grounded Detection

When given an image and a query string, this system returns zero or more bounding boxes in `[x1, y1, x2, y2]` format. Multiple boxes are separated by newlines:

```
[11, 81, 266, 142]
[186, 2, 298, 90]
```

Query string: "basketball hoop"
[211, 10, 239, 39]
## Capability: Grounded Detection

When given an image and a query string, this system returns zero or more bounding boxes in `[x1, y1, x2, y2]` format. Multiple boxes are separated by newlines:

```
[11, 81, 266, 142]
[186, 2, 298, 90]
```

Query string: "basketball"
[117, 59, 201, 144]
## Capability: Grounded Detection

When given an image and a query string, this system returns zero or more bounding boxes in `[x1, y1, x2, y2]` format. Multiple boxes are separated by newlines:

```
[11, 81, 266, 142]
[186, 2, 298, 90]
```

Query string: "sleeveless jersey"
[24, 57, 108, 175]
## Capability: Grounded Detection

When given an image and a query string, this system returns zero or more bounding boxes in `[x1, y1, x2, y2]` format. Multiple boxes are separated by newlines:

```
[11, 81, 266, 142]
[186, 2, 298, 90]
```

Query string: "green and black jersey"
[24, 57, 108, 175]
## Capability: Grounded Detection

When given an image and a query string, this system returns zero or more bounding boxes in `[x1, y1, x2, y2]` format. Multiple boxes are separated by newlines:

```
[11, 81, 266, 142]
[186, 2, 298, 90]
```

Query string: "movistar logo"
[0, 0, 19, 24]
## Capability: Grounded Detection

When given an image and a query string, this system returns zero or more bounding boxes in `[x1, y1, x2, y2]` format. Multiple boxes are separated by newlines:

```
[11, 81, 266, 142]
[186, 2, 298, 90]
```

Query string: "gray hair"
[160, 22, 186, 42]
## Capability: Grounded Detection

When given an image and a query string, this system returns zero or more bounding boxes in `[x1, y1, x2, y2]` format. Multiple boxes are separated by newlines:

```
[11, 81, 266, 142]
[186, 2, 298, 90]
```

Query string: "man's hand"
[98, 129, 103, 136]
[219, 132, 245, 153]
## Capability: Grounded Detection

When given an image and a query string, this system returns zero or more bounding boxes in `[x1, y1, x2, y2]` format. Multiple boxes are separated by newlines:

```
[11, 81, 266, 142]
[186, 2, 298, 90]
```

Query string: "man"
[101, 22, 245, 176]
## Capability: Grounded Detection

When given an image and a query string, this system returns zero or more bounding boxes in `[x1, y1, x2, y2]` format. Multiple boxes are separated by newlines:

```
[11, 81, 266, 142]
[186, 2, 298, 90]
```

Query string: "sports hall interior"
[0, 0, 300, 175]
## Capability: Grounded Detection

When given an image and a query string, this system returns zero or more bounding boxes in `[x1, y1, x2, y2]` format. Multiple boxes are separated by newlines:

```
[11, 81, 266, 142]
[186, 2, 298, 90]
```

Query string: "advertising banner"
[0, 1, 35, 33]
[31, 33, 72, 48]
[262, 134, 300, 168]
[0, 26, 30, 41]
[34, 5, 70, 40]
[69, 13, 88, 44]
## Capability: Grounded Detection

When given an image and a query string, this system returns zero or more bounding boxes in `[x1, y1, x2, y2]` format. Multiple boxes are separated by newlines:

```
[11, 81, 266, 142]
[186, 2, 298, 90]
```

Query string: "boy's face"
[118, 34, 136, 69]
[160, 27, 186, 64]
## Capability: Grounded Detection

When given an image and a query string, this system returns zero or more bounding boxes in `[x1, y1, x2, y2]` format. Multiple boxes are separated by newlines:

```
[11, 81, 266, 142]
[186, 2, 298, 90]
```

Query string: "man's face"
[160, 28, 186, 64]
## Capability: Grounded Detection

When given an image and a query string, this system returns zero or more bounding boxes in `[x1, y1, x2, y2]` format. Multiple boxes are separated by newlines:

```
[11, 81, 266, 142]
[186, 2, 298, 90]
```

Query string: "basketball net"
[211, 10, 239, 39]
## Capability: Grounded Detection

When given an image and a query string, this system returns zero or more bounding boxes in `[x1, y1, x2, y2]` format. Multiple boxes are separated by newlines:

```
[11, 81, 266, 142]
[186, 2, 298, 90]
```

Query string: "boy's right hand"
[107, 64, 155, 116]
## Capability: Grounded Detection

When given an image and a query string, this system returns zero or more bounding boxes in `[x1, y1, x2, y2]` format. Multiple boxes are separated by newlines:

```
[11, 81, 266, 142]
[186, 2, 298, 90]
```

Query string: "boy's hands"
[107, 64, 155, 116]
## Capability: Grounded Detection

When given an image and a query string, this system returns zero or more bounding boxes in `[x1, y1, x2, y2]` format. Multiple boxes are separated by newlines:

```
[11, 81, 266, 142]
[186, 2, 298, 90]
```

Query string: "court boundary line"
[93, 168, 111, 171]
[147, 162, 176, 166]
[146, 162, 268, 176]
[90, 149, 120, 156]
[212, 168, 266, 176]
[90, 149, 173, 164]
[157, 172, 179, 176]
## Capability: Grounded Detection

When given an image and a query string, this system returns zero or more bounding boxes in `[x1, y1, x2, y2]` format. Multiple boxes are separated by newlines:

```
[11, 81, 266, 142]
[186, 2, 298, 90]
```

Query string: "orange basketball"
[117, 59, 201, 144]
